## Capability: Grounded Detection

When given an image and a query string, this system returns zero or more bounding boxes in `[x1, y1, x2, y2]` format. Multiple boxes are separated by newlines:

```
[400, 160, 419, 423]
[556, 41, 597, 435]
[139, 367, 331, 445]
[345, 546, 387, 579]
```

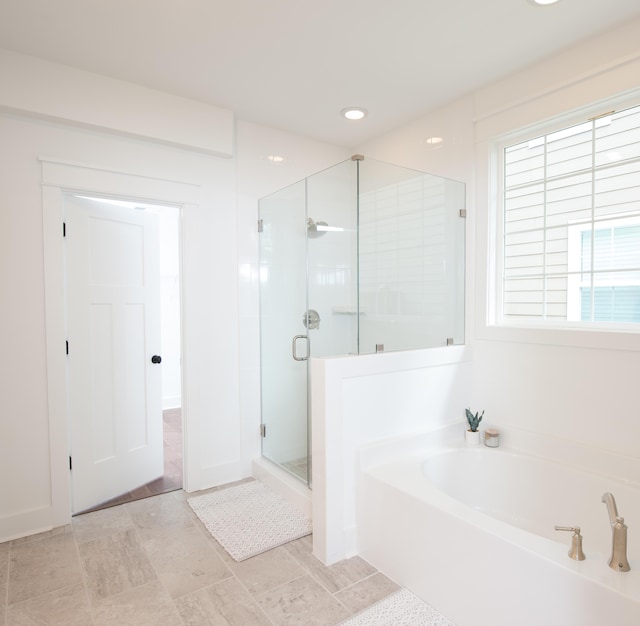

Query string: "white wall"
[358, 17, 640, 450]
[0, 50, 349, 542]
[0, 110, 239, 540]
[468, 20, 640, 457]
[0, 49, 234, 157]
[311, 347, 473, 564]
[311, 17, 640, 565]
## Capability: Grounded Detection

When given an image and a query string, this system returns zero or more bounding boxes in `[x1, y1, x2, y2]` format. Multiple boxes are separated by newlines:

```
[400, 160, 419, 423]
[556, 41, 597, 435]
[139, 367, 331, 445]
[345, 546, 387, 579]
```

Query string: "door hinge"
[69, 456, 72, 470]
[459, 209, 467, 218]
[65, 340, 69, 355]
[260, 424, 266, 438]
[257, 219, 264, 233]
[63, 222, 66, 237]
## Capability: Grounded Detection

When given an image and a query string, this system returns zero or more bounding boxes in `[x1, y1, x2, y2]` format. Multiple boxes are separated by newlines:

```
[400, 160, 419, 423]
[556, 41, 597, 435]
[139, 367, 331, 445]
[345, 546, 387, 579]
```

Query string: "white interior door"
[65, 194, 163, 513]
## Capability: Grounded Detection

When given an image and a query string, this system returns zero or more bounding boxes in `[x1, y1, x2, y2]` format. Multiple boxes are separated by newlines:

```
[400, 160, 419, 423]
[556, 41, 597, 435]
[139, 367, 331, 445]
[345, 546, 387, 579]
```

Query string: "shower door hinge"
[260, 424, 266, 438]
[459, 209, 467, 218]
[257, 219, 264, 232]
[63, 222, 67, 237]
[69, 456, 72, 471]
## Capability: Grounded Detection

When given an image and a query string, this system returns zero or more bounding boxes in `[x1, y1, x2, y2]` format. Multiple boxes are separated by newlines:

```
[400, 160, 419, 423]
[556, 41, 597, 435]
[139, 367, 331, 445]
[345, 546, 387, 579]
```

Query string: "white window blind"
[502, 102, 640, 324]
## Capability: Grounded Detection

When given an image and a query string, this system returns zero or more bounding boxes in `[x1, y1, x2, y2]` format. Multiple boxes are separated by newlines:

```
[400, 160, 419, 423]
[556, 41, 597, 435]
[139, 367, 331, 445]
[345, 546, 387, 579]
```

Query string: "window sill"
[476, 321, 640, 352]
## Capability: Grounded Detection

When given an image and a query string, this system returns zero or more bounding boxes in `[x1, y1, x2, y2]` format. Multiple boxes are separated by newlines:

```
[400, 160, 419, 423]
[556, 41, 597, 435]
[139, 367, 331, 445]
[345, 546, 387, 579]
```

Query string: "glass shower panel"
[259, 180, 309, 482]
[357, 159, 465, 352]
[306, 159, 359, 360]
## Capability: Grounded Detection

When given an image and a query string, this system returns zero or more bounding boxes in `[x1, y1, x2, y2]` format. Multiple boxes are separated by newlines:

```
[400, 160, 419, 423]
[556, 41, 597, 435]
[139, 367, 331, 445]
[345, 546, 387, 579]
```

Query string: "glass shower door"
[259, 180, 310, 483]
[259, 160, 358, 487]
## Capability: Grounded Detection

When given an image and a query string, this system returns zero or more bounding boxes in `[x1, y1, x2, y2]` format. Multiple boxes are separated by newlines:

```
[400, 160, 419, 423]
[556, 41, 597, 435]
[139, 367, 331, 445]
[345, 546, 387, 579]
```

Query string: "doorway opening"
[77, 407, 183, 513]
[65, 193, 184, 515]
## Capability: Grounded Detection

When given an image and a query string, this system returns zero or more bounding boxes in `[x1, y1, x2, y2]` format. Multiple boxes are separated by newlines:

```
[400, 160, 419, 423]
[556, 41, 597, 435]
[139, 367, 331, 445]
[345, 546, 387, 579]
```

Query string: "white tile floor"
[0, 480, 400, 625]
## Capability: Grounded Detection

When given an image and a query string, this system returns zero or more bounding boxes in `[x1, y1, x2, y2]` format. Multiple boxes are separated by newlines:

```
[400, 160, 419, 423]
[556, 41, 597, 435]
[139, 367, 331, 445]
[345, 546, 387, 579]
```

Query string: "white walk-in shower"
[258, 156, 465, 486]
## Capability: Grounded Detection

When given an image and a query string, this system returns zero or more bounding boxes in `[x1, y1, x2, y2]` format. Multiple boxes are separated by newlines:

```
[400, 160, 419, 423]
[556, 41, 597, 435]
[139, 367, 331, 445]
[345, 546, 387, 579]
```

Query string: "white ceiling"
[1, 0, 639, 148]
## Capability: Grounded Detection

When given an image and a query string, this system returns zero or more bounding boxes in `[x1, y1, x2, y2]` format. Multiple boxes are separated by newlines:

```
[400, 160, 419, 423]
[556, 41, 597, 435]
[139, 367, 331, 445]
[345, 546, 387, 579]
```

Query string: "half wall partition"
[258, 156, 465, 486]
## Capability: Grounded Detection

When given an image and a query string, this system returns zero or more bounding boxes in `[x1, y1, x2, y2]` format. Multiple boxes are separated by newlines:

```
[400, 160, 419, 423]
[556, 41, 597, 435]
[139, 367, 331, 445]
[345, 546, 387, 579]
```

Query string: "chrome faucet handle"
[554, 525, 586, 561]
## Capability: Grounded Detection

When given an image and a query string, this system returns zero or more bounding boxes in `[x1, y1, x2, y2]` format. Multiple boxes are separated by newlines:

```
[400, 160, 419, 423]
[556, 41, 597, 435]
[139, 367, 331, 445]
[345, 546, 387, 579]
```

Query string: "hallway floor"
[78, 408, 183, 515]
[0, 480, 399, 626]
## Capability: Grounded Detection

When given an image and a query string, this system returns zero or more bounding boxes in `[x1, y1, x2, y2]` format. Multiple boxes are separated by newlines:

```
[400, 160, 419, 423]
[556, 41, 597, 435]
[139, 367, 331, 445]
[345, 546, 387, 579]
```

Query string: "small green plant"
[465, 408, 484, 432]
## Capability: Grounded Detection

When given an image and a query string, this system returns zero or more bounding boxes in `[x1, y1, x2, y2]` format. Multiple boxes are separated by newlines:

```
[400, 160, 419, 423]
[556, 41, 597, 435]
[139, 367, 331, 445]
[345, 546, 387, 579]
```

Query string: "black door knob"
[151, 355, 162, 364]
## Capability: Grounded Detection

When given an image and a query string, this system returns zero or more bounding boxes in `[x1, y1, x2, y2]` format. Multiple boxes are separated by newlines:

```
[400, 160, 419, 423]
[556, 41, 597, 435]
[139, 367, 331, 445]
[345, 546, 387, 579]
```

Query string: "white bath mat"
[339, 589, 455, 626]
[188, 480, 312, 562]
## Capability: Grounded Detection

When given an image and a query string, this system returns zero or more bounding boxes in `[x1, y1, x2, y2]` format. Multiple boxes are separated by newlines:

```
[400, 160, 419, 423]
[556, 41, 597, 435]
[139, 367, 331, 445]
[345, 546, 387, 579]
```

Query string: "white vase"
[465, 429, 481, 445]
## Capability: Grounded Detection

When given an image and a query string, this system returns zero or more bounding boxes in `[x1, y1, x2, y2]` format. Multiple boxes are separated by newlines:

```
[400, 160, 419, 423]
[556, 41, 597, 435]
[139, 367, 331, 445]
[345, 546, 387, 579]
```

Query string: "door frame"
[42, 157, 198, 528]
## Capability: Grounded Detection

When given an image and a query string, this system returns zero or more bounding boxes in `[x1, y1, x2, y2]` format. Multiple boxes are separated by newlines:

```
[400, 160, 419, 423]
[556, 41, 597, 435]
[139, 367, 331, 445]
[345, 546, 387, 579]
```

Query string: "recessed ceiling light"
[341, 107, 368, 121]
[267, 155, 284, 163]
[425, 136, 444, 145]
[527, 0, 561, 5]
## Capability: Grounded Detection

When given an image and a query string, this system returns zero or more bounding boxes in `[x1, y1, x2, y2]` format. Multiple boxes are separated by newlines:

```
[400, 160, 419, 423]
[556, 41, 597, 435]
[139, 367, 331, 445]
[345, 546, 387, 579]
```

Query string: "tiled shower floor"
[0, 481, 400, 625]
[281, 456, 311, 482]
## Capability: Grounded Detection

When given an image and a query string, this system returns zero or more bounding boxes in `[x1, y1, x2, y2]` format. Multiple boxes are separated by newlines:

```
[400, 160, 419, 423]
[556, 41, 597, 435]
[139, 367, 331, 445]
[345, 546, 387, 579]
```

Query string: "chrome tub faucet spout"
[601, 492, 630, 572]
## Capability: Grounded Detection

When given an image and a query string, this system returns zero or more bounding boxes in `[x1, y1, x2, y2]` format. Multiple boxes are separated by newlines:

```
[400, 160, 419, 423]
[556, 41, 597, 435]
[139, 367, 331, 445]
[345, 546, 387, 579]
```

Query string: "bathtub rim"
[358, 421, 640, 491]
[357, 459, 640, 626]
[357, 423, 640, 605]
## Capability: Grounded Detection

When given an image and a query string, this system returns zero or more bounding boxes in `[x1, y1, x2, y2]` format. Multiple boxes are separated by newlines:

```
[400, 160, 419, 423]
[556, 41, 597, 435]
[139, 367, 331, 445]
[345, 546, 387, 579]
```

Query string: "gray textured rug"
[340, 589, 455, 626]
[188, 480, 312, 561]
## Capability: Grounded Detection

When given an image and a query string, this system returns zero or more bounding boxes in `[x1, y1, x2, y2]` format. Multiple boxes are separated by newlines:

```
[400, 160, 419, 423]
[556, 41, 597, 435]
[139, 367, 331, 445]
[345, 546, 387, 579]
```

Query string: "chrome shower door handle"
[292, 334, 309, 361]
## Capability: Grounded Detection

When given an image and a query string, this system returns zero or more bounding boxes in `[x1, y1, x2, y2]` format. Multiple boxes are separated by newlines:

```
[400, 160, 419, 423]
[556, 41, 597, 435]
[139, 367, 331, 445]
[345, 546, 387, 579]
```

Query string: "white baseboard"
[0, 505, 56, 543]
[186, 460, 246, 494]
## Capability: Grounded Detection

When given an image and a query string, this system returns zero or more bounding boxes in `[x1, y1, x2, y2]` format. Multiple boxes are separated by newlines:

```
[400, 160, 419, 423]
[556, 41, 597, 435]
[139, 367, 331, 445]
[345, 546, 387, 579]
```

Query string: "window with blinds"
[502, 102, 640, 324]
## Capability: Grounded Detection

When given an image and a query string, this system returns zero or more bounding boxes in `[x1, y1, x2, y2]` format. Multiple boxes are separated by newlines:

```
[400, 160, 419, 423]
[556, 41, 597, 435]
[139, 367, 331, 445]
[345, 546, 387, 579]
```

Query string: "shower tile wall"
[359, 173, 463, 352]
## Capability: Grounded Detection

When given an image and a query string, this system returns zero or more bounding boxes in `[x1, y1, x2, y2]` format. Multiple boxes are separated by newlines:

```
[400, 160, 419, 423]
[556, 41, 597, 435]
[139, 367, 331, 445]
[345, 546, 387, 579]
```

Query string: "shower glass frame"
[258, 157, 465, 487]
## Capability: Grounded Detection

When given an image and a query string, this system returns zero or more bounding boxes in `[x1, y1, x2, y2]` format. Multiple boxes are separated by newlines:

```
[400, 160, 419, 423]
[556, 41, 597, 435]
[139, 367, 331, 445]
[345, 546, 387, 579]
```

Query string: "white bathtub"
[356, 424, 640, 626]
